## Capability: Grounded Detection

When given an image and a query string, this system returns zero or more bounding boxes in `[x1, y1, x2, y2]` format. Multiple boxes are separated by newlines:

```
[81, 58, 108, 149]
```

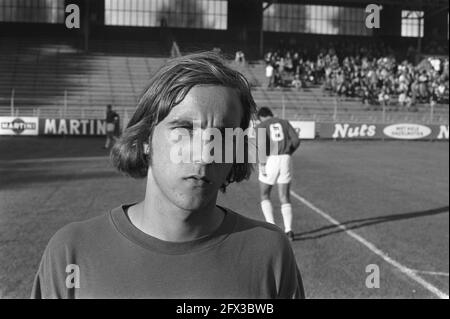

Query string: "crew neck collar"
[110, 204, 237, 255]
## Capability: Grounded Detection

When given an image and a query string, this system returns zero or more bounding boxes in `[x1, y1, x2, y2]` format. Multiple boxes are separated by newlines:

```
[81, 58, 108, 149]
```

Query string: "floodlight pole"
[415, 3, 424, 63]
[416, 16, 422, 62]
[260, 1, 274, 58]
[10, 88, 15, 116]
[64, 90, 68, 118]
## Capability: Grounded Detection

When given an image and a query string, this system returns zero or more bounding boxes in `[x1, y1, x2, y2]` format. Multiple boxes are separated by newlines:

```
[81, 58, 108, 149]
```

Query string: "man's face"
[148, 85, 243, 211]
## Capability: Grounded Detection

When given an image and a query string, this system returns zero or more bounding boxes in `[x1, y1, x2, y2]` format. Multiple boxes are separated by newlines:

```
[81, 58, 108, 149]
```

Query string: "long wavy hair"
[110, 51, 257, 191]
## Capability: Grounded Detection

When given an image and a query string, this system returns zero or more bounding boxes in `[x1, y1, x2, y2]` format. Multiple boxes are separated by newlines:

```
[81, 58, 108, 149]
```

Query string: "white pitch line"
[290, 190, 449, 299]
[409, 270, 449, 277]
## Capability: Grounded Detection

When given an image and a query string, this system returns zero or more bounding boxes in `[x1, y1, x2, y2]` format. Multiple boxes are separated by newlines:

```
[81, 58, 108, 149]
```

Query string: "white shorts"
[106, 123, 115, 133]
[259, 154, 292, 185]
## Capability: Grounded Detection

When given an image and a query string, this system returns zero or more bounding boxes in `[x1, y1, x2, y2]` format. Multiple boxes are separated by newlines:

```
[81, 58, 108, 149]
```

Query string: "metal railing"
[0, 89, 448, 126]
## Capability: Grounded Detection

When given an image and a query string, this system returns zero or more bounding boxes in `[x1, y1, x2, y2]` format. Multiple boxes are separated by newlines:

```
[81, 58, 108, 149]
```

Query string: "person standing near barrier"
[256, 107, 300, 241]
[104, 104, 119, 149]
[266, 62, 274, 89]
[113, 111, 121, 139]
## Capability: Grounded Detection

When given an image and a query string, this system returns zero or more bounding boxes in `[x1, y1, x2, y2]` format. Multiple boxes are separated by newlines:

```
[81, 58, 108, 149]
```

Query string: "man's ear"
[143, 143, 150, 155]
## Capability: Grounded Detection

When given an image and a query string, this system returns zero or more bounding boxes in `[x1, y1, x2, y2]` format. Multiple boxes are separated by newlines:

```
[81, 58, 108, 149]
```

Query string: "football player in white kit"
[256, 107, 300, 241]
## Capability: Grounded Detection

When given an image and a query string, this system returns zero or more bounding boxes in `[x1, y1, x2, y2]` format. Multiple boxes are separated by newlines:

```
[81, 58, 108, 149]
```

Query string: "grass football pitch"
[0, 137, 448, 298]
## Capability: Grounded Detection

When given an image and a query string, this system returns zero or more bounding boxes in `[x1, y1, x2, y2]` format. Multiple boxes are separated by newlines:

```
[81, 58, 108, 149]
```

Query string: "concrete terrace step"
[0, 39, 448, 123]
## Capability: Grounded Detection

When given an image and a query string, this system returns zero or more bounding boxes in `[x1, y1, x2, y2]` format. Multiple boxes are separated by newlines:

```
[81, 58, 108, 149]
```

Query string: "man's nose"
[192, 130, 223, 164]
[192, 140, 219, 164]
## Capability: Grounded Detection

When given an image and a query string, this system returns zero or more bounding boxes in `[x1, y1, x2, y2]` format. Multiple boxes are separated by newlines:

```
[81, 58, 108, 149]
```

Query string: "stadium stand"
[0, 37, 166, 118]
[0, 41, 446, 124]
[0, 37, 448, 124]
[0, 0, 448, 125]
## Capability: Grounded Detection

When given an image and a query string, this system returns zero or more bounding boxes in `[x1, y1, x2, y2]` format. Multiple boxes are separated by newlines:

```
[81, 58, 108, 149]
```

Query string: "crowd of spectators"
[264, 43, 449, 109]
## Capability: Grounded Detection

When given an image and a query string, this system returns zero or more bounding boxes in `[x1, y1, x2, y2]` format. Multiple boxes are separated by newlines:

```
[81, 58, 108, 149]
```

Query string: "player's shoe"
[286, 231, 294, 241]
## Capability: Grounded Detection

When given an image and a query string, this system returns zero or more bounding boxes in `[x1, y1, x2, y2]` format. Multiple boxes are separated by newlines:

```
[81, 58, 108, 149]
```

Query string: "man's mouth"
[184, 175, 213, 185]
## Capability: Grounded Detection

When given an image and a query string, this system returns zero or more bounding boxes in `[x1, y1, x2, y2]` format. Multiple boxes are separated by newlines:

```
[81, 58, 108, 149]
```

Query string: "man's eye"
[173, 126, 192, 131]
[173, 126, 195, 137]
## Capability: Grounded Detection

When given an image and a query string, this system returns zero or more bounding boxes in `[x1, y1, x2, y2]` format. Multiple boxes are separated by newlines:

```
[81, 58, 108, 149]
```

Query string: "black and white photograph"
[0, 0, 448, 305]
